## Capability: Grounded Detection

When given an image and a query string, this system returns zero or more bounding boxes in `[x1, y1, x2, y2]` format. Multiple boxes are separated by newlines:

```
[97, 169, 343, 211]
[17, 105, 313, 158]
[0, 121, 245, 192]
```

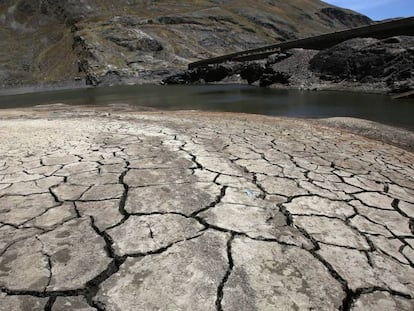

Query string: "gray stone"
[399, 200, 414, 218]
[200, 203, 311, 247]
[52, 296, 95, 311]
[214, 175, 256, 189]
[402, 245, 414, 263]
[283, 196, 355, 219]
[310, 37, 414, 84]
[55, 162, 99, 177]
[0, 237, 49, 291]
[294, 216, 370, 250]
[192, 169, 218, 182]
[350, 215, 392, 237]
[388, 184, 414, 204]
[51, 184, 90, 201]
[105, 27, 163, 52]
[24, 203, 77, 230]
[314, 179, 361, 194]
[95, 231, 229, 310]
[0, 172, 44, 184]
[318, 244, 378, 290]
[308, 171, 341, 183]
[42, 155, 80, 166]
[124, 168, 195, 186]
[352, 291, 414, 311]
[125, 183, 220, 215]
[197, 156, 244, 176]
[0, 184, 11, 191]
[80, 184, 124, 201]
[35, 176, 65, 189]
[67, 172, 120, 186]
[0, 193, 58, 226]
[107, 214, 204, 256]
[299, 180, 351, 200]
[39, 218, 111, 291]
[0, 226, 40, 255]
[128, 155, 193, 169]
[222, 237, 344, 310]
[221, 187, 266, 206]
[0, 181, 45, 196]
[235, 159, 283, 176]
[343, 176, 384, 192]
[99, 164, 126, 174]
[371, 253, 414, 295]
[258, 175, 308, 197]
[76, 200, 122, 231]
[26, 165, 61, 176]
[354, 203, 412, 236]
[370, 235, 409, 264]
[0, 293, 47, 311]
[354, 192, 395, 210]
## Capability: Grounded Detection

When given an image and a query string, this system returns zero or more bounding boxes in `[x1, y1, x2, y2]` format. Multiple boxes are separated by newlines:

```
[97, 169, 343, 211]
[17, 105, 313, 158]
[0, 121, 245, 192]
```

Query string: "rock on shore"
[164, 36, 414, 95]
[310, 36, 414, 94]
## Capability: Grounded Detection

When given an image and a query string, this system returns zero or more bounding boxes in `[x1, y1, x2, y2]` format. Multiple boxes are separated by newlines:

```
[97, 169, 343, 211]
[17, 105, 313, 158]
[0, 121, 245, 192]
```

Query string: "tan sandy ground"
[0, 105, 413, 311]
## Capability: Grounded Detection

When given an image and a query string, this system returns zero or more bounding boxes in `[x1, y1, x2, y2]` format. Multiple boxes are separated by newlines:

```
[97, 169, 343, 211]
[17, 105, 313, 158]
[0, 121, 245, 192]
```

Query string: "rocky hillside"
[164, 36, 414, 95]
[0, 0, 372, 87]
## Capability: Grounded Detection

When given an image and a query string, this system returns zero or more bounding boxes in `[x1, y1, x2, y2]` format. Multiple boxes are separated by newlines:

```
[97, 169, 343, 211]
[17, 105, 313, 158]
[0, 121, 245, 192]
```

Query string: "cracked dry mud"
[0, 107, 413, 311]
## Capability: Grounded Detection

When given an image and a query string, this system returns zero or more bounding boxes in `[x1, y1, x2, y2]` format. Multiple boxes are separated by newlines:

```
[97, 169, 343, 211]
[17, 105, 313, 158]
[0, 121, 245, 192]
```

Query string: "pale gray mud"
[0, 105, 413, 311]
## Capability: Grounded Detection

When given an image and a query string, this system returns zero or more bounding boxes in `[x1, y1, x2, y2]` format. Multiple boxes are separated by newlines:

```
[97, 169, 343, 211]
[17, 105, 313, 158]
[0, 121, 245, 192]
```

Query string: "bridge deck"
[188, 17, 414, 69]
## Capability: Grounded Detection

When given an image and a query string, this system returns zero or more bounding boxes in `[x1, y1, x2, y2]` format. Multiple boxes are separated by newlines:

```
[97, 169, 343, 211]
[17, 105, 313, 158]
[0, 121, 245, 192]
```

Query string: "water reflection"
[0, 84, 413, 130]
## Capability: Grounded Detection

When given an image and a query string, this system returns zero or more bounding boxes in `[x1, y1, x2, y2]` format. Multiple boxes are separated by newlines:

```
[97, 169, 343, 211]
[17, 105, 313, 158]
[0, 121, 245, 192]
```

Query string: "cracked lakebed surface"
[0, 105, 413, 311]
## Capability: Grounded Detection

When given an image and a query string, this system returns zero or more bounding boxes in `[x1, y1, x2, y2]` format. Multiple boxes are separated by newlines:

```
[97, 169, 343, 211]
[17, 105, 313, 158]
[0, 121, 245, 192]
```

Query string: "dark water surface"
[0, 84, 413, 130]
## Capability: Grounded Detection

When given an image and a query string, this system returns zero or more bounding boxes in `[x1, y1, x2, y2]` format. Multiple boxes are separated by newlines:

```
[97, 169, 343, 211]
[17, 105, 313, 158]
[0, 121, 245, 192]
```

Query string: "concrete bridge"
[188, 16, 414, 70]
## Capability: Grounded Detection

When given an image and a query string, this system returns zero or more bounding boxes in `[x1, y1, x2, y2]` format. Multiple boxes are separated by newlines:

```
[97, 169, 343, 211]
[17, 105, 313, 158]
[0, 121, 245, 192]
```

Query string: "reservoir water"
[0, 84, 413, 130]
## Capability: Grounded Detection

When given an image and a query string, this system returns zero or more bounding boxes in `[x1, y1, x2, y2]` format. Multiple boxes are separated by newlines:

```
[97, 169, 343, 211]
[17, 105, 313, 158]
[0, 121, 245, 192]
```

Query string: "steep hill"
[0, 0, 372, 87]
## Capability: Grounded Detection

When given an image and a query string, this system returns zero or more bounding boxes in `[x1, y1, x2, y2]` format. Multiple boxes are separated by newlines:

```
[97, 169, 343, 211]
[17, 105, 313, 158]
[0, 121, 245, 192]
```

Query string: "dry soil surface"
[0, 105, 413, 311]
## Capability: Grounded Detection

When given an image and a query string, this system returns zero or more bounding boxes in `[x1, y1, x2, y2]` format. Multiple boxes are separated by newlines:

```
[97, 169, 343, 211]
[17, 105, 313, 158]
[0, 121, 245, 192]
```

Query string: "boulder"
[198, 65, 231, 83]
[266, 52, 292, 65]
[259, 69, 290, 87]
[104, 27, 163, 52]
[310, 37, 414, 87]
[163, 63, 238, 84]
[162, 71, 200, 85]
[240, 63, 265, 84]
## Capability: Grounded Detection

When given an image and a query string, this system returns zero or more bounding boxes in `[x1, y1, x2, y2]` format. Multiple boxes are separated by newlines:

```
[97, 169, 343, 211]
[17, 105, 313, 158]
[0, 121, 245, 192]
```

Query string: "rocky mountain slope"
[0, 0, 372, 87]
